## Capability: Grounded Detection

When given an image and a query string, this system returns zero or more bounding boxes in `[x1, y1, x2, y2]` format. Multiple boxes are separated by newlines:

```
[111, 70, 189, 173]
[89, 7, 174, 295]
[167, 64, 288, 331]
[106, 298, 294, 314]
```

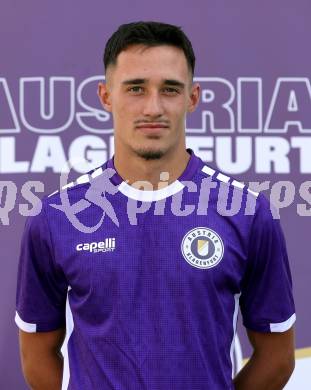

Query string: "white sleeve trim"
[270, 313, 296, 332]
[15, 311, 37, 333]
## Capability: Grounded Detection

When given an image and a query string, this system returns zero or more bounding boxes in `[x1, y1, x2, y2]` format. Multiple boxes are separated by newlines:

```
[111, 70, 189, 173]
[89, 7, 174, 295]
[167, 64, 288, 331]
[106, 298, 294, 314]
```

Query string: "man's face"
[98, 44, 200, 160]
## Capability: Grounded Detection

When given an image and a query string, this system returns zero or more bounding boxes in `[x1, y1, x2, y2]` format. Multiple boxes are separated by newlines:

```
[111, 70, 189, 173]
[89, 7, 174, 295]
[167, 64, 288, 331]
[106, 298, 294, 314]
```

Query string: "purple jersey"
[15, 150, 295, 389]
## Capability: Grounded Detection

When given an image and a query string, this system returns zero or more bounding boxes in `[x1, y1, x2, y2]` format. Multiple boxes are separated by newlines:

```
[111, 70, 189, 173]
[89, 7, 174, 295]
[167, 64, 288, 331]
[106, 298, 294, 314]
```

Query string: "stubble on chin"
[133, 148, 165, 161]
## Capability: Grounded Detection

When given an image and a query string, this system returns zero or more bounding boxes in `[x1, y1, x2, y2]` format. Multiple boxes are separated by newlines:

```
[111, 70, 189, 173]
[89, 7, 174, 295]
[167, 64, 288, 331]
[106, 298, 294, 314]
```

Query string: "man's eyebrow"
[163, 79, 185, 88]
[122, 79, 145, 85]
[121, 78, 185, 88]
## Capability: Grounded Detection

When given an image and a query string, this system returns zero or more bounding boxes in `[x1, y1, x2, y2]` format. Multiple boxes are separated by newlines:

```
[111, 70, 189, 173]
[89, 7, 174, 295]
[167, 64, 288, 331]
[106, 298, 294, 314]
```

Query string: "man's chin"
[134, 148, 165, 161]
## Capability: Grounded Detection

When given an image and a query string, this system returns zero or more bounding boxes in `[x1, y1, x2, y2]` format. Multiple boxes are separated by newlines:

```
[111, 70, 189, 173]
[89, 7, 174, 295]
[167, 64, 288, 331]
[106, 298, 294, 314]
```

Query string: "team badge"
[181, 227, 224, 269]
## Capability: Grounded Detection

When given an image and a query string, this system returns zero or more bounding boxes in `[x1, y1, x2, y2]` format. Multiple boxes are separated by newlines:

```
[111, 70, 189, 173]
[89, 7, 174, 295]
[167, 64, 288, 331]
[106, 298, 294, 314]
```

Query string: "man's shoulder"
[46, 163, 109, 201]
[196, 160, 260, 202]
[34, 161, 119, 225]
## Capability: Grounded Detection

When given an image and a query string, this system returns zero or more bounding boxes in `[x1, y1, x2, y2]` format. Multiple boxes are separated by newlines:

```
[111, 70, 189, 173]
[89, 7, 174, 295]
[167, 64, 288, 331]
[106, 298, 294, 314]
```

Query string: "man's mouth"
[136, 123, 169, 128]
[135, 123, 169, 135]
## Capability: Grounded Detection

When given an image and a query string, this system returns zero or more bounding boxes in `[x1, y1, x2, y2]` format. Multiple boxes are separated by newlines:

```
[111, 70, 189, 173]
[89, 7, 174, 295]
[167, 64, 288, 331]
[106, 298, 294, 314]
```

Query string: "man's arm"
[233, 327, 295, 390]
[19, 328, 66, 390]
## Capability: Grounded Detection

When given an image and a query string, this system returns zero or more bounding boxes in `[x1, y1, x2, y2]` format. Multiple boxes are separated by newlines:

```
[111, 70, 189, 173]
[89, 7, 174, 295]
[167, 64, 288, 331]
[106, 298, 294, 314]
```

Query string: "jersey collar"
[106, 149, 201, 202]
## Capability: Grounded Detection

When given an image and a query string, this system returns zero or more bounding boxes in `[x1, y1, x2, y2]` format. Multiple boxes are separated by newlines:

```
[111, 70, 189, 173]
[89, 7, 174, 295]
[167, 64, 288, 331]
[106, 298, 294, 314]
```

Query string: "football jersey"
[15, 149, 296, 390]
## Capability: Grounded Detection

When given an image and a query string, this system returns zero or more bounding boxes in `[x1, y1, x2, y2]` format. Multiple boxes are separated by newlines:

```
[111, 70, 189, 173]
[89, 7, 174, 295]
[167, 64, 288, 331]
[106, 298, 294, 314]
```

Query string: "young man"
[16, 21, 295, 389]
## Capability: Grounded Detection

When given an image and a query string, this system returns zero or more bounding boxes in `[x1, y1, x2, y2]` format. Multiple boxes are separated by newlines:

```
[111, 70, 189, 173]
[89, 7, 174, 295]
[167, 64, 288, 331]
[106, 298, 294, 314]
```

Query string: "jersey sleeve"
[239, 193, 296, 333]
[15, 200, 68, 333]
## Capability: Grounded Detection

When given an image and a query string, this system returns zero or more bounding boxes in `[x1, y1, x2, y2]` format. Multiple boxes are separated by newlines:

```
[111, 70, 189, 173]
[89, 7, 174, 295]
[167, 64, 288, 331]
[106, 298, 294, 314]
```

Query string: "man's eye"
[128, 86, 143, 93]
[162, 87, 179, 94]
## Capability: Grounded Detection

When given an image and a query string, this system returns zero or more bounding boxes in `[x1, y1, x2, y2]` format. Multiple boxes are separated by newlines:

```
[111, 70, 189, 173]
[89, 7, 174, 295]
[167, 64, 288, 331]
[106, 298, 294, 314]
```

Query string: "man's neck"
[113, 148, 190, 190]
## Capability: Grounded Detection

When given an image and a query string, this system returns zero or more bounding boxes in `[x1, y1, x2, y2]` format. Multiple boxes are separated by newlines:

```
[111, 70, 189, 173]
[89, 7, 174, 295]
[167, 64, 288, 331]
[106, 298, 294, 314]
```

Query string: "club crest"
[181, 227, 224, 269]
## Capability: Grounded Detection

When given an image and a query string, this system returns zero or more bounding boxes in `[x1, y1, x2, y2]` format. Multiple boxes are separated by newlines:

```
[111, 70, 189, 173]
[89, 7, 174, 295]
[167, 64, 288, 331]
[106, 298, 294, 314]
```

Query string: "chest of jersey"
[50, 194, 249, 331]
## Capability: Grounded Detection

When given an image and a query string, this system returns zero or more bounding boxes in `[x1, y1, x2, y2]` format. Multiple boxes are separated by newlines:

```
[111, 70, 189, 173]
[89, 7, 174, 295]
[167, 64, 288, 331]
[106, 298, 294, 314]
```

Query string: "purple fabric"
[16, 151, 295, 389]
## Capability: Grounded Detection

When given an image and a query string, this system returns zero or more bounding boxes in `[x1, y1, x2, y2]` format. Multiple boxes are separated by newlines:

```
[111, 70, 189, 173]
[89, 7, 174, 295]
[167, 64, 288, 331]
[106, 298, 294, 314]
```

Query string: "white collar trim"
[118, 180, 185, 201]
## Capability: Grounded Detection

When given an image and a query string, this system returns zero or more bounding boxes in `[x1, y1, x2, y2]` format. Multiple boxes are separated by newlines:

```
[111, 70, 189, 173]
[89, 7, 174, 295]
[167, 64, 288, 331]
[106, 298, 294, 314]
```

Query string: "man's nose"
[142, 92, 164, 117]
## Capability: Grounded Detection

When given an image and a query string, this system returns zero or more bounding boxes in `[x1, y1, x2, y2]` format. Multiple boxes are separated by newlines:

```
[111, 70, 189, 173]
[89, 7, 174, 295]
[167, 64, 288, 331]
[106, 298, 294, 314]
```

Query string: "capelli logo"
[76, 238, 116, 253]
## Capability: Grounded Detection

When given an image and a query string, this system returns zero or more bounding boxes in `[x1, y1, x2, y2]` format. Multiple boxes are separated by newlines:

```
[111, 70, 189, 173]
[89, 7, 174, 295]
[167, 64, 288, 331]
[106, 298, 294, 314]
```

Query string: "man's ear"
[98, 82, 112, 112]
[188, 82, 200, 113]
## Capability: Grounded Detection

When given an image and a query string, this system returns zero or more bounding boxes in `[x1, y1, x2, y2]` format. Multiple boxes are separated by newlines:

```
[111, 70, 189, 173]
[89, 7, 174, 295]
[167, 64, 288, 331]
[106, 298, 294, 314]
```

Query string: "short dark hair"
[103, 21, 195, 76]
